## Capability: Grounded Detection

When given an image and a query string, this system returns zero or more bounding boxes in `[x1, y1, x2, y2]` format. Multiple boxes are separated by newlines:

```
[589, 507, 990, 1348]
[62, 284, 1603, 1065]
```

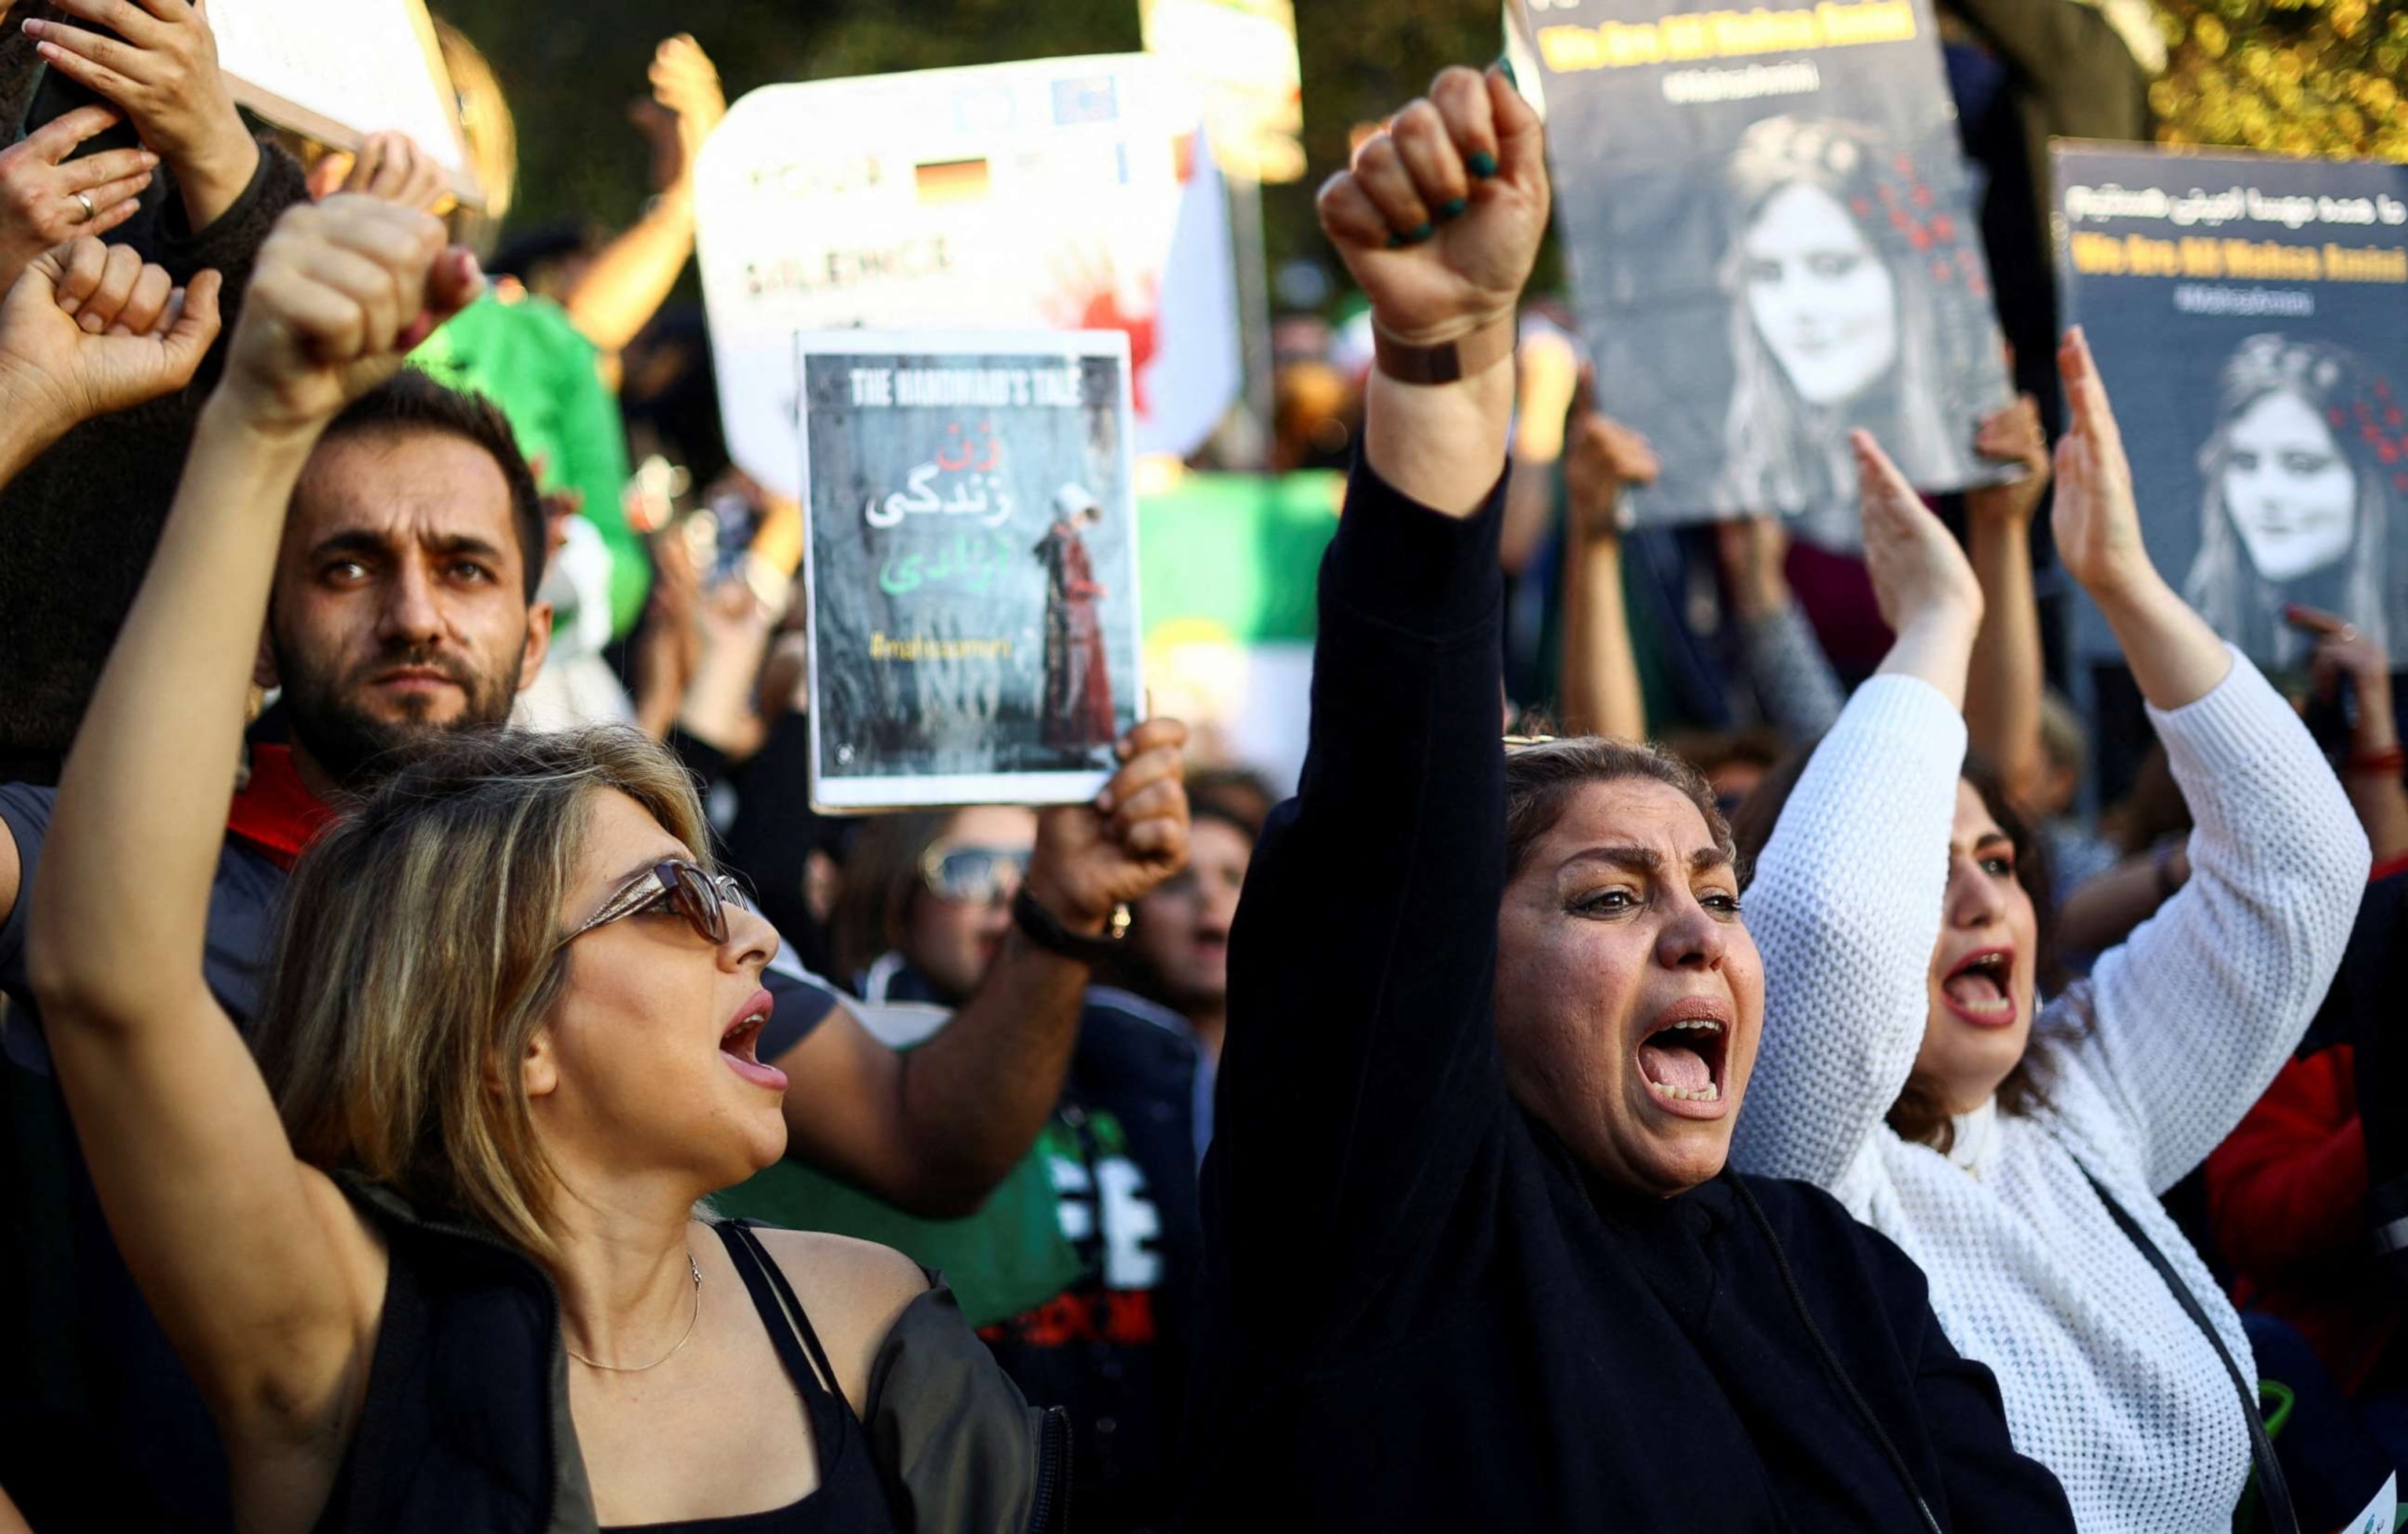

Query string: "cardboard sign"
[2055, 142, 2408, 668]
[797, 331, 1142, 809]
[1523, 0, 2013, 544]
[694, 54, 1239, 501]
[212, 0, 478, 205]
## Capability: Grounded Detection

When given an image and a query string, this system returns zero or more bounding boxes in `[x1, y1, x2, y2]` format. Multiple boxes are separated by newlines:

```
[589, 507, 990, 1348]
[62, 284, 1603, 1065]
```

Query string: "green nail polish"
[1439, 196, 1469, 220]
[1467, 151, 1499, 180]
[1496, 56, 1519, 92]
[1399, 222, 1434, 245]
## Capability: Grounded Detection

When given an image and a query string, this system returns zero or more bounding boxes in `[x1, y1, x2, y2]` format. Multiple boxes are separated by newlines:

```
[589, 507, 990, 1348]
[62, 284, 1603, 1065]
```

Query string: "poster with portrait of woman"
[796, 332, 1143, 810]
[1522, 0, 2016, 546]
[2054, 143, 2408, 670]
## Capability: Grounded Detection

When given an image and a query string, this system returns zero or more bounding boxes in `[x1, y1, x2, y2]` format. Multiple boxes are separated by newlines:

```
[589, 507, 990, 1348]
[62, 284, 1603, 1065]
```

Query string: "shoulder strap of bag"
[2083, 1170, 2299, 1534]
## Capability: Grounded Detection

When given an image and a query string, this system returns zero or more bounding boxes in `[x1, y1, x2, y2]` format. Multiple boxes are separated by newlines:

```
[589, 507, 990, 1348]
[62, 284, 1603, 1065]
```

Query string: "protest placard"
[212, 0, 478, 205]
[1521, 0, 2013, 545]
[2057, 141, 2408, 670]
[694, 55, 1239, 502]
[798, 332, 1142, 810]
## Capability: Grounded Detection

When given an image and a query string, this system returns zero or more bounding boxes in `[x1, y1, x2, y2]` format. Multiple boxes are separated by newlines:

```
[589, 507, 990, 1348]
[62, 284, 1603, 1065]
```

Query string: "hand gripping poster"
[2056, 143, 2408, 672]
[1521, 0, 2015, 546]
[799, 332, 1142, 809]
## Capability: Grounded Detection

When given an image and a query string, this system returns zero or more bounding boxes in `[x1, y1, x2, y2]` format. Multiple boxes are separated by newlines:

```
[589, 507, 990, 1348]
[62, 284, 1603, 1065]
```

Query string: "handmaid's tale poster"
[799, 332, 1142, 808]
[2056, 143, 2408, 673]
[1522, 0, 2015, 546]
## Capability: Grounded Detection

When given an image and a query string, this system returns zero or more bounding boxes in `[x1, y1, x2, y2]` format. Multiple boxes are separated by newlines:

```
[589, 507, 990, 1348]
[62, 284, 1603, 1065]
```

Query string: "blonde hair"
[253, 727, 709, 1263]
[432, 17, 518, 256]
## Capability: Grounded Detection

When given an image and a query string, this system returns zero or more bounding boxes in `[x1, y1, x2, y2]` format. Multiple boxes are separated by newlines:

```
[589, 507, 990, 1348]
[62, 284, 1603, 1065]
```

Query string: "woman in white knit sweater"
[1730, 330, 2370, 1532]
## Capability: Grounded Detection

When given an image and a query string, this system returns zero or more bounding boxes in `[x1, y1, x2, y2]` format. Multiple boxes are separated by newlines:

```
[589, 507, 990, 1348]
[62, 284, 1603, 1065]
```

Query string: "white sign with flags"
[694, 53, 1241, 499]
[210, 0, 477, 203]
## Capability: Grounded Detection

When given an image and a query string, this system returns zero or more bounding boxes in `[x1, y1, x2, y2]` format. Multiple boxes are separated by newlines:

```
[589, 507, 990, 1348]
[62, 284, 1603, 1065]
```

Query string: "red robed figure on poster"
[1035, 483, 1116, 751]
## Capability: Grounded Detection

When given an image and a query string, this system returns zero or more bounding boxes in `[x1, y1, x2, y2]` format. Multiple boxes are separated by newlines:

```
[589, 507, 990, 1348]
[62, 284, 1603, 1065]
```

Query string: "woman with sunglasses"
[24, 198, 1161, 1531]
[798, 807, 1206, 1534]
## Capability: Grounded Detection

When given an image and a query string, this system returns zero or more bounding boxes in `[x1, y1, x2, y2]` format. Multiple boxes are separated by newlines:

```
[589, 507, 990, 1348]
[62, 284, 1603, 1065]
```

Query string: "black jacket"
[1186, 462, 2075, 1530]
[0, 8, 311, 770]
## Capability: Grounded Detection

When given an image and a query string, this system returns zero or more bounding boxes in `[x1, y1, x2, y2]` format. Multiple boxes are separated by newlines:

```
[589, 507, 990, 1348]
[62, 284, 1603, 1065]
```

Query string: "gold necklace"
[565, 1250, 702, 1373]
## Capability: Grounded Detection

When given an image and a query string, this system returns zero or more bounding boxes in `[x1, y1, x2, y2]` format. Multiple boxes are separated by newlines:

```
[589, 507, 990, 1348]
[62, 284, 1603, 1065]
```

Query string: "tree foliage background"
[435, 0, 1500, 282]
[440, 0, 2404, 296]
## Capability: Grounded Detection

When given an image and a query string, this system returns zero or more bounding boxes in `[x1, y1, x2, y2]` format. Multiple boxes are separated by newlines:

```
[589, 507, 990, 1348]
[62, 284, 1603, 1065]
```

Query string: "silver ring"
[2338, 624, 2360, 644]
[73, 190, 94, 224]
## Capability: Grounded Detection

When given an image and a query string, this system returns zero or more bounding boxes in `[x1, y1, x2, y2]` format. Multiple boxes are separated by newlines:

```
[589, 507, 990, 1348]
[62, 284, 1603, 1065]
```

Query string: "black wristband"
[1012, 887, 1130, 965]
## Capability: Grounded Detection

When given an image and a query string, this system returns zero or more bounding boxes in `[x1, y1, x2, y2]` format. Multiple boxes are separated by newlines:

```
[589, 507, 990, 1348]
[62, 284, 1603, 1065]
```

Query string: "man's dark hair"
[320, 369, 547, 603]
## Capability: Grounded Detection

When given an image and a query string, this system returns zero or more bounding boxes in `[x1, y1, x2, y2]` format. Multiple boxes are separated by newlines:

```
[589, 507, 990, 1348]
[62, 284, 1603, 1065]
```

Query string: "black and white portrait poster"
[1522, 0, 2015, 546]
[798, 332, 1142, 809]
[2056, 143, 2408, 670]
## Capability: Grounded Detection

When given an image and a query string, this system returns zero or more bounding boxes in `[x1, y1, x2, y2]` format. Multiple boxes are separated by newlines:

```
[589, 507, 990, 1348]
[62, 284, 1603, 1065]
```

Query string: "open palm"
[2051, 328, 2153, 600]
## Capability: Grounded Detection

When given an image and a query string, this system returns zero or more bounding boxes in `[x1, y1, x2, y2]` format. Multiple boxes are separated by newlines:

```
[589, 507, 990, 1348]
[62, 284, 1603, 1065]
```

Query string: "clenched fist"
[1316, 66, 1548, 350]
[212, 196, 483, 438]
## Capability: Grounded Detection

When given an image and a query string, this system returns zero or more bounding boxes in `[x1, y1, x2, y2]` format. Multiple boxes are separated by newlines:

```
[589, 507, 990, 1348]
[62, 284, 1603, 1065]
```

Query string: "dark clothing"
[316, 1180, 1061, 1534]
[0, 757, 841, 1531]
[864, 964, 1201, 1534]
[1187, 461, 2074, 1530]
[0, 63, 310, 765]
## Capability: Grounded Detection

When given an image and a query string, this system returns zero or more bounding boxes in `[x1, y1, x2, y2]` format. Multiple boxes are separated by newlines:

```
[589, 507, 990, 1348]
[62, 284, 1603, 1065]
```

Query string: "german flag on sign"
[914, 158, 992, 205]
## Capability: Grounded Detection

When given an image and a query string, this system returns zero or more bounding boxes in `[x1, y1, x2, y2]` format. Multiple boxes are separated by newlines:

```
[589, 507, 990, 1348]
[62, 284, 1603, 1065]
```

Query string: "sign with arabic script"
[2054, 142, 2408, 669]
[798, 331, 1142, 810]
[695, 54, 1240, 502]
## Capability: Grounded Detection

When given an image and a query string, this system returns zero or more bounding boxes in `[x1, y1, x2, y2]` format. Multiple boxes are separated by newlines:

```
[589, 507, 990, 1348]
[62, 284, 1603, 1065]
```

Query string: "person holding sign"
[1187, 62, 2072, 1532]
[25, 196, 1078, 1534]
[1728, 331, 2370, 1532]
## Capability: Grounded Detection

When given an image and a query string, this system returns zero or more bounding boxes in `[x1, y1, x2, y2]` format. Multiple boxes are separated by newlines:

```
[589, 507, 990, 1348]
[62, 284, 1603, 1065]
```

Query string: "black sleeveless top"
[605, 1222, 905, 1534]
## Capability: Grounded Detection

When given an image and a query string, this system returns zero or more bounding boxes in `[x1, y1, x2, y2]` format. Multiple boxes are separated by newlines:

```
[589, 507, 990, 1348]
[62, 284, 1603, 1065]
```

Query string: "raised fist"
[215, 195, 481, 437]
[0, 237, 222, 432]
[1315, 66, 1549, 349]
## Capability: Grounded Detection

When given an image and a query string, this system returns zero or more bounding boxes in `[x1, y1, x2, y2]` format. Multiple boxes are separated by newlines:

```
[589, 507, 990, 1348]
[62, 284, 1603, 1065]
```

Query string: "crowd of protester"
[0, 5, 2401, 1533]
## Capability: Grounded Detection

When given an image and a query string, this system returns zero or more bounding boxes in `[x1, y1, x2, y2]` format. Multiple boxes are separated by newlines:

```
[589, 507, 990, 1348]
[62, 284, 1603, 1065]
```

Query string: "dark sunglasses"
[565, 859, 747, 948]
[919, 843, 1032, 905]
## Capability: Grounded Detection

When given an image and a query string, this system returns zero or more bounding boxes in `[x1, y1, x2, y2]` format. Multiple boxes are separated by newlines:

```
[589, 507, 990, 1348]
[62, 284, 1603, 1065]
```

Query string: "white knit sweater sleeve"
[2054, 648, 2368, 1194]
[1732, 675, 1967, 1199]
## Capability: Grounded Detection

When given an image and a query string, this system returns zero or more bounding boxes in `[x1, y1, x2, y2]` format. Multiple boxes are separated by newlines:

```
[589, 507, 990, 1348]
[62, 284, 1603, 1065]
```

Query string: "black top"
[601, 1221, 903, 1534]
[1185, 461, 2076, 1531]
[0, 785, 843, 1534]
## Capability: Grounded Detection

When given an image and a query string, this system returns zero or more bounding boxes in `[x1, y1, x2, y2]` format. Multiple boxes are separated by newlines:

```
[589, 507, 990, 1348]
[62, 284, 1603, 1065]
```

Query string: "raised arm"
[2046, 328, 2368, 1189]
[26, 199, 481, 1511]
[1718, 513, 1846, 741]
[1962, 394, 2051, 806]
[563, 34, 724, 363]
[1732, 434, 1981, 1199]
[1556, 376, 1658, 740]
[1213, 64, 1546, 1329]
[770, 720, 1192, 1217]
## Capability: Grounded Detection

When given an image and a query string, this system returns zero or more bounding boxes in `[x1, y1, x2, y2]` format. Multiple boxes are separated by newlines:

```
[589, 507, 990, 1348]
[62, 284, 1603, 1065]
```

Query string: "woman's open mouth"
[1939, 948, 2018, 1028]
[720, 989, 789, 1092]
[1637, 1005, 1732, 1118]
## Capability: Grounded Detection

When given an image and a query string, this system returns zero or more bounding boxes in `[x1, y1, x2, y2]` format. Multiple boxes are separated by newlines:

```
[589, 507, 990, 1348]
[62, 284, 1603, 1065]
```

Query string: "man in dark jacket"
[1188, 66, 2075, 1530]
